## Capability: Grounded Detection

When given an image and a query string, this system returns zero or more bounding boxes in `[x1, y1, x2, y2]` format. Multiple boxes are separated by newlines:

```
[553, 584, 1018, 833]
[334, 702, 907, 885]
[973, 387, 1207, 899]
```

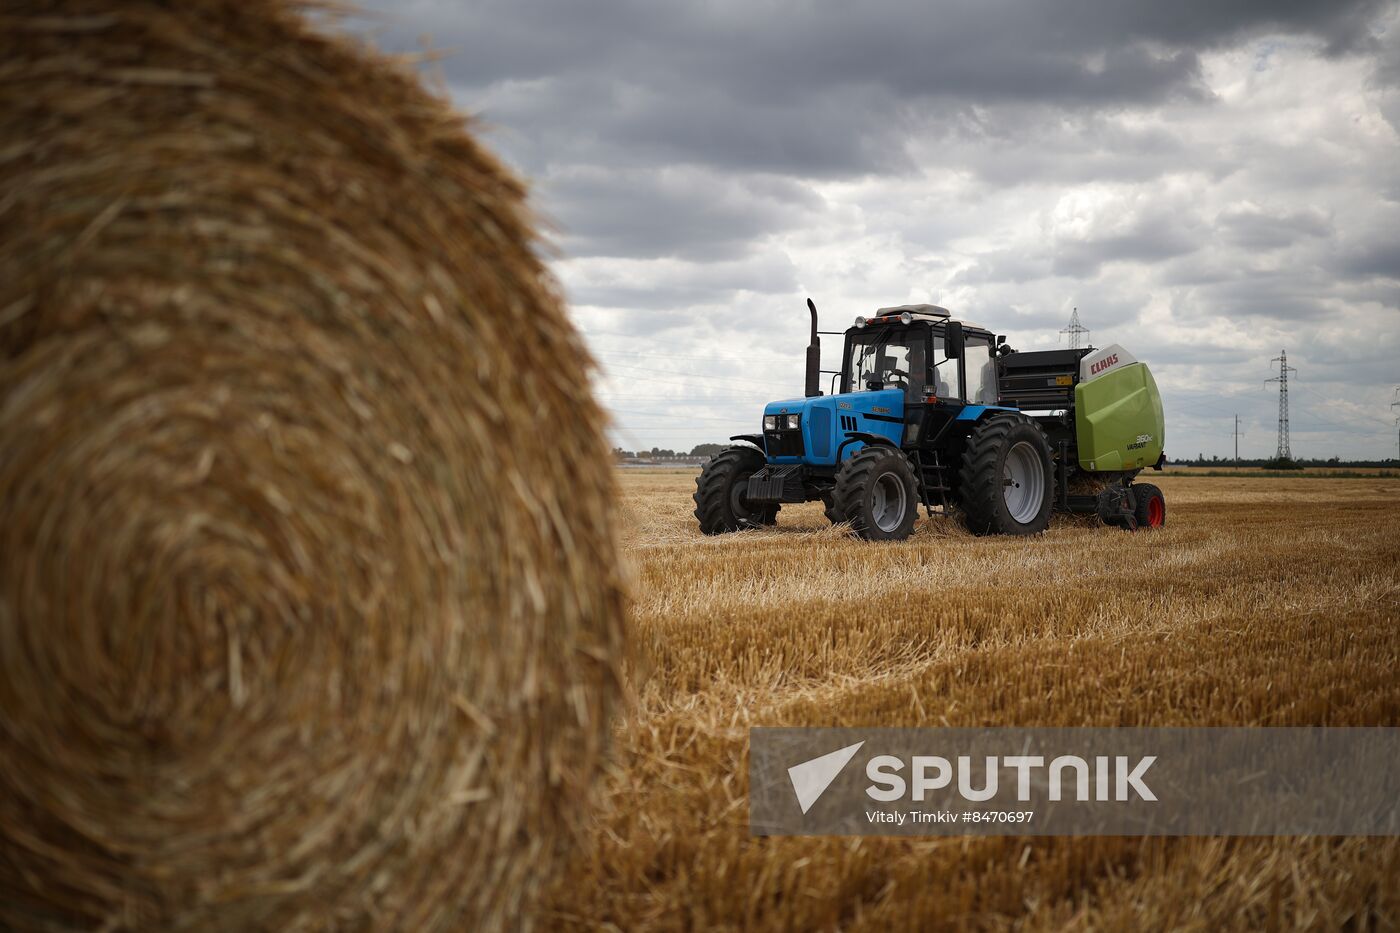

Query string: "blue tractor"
[694, 300, 1168, 541]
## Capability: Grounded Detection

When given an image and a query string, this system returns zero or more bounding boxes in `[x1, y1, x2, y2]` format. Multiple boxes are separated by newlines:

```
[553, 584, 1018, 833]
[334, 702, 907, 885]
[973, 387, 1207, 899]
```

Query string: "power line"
[591, 348, 797, 364]
[606, 407, 748, 424]
[596, 393, 761, 402]
[1294, 384, 1396, 428]
[597, 360, 794, 390]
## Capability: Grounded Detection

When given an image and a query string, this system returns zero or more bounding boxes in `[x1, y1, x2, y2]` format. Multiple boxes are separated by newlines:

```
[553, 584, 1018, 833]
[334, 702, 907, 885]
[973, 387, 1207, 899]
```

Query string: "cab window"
[965, 336, 998, 404]
[931, 335, 961, 400]
[846, 328, 927, 401]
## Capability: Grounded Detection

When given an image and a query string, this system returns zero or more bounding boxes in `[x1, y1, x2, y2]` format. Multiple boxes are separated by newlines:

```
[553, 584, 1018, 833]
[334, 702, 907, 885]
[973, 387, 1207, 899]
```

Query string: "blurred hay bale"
[0, 1, 625, 929]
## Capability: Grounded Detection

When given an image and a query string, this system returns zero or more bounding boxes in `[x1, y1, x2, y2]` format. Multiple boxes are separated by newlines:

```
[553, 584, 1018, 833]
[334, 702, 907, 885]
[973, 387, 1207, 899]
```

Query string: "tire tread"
[957, 413, 1053, 536]
[693, 446, 776, 534]
[833, 446, 918, 540]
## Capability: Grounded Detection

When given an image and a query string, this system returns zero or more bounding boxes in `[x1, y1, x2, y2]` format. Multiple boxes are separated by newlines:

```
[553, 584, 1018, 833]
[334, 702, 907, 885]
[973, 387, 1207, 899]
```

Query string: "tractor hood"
[761, 396, 813, 418]
[761, 390, 905, 467]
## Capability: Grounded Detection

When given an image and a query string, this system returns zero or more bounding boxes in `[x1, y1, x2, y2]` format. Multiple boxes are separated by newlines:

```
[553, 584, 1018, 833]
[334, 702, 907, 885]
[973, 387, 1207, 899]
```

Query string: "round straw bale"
[0, 2, 625, 929]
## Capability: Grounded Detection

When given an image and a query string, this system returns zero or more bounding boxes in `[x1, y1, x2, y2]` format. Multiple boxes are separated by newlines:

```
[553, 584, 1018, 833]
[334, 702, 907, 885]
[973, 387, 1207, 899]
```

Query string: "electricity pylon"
[1264, 350, 1297, 460]
[1058, 307, 1089, 350]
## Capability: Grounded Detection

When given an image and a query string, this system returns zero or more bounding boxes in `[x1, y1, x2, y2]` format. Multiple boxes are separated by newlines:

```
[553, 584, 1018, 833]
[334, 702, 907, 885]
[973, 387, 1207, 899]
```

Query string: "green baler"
[997, 342, 1167, 529]
[1074, 348, 1165, 472]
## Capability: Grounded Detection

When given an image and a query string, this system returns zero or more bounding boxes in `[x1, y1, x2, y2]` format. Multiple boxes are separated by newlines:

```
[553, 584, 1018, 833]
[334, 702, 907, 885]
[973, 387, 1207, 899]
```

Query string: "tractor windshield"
[846, 327, 926, 398]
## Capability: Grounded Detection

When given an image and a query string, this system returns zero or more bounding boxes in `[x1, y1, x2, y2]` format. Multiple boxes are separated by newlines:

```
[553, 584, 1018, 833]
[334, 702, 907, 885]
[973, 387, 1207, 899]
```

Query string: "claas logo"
[1091, 353, 1120, 375]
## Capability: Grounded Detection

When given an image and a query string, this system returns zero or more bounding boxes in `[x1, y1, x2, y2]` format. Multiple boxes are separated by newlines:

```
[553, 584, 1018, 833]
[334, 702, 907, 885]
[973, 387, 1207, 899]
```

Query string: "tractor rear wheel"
[1132, 483, 1166, 529]
[959, 413, 1054, 536]
[833, 446, 919, 541]
[693, 445, 778, 534]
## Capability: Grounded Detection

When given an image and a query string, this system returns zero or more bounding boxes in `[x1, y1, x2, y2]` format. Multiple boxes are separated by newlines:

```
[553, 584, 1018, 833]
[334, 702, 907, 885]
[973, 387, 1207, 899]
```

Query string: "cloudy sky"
[349, 0, 1400, 460]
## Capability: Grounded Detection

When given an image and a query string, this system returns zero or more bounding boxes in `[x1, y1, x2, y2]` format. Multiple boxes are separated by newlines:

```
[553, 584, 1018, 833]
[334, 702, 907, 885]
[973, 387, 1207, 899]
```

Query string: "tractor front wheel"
[833, 446, 919, 541]
[693, 446, 778, 534]
[959, 413, 1054, 536]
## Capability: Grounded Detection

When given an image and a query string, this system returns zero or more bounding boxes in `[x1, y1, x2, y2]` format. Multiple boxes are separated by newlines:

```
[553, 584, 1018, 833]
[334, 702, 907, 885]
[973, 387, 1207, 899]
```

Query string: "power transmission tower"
[1264, 350, 1297, 461]
[1232, 415, 1245, 468]
[1391, 389, 1399, 460]
[1059, 307, 1089, 349]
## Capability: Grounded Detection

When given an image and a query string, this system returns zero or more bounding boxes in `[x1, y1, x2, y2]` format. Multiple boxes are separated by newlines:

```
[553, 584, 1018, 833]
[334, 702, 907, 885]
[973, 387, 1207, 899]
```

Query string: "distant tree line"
[612, 444, 726, 460]
[610, 448, 1397, 467]
[1169, 454, 1397, 469]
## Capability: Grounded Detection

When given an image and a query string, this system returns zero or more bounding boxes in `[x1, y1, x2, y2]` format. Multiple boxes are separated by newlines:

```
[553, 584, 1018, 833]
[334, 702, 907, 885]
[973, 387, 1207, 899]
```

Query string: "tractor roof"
[858, 304, 992, 334]
[874, 303, 950, 320]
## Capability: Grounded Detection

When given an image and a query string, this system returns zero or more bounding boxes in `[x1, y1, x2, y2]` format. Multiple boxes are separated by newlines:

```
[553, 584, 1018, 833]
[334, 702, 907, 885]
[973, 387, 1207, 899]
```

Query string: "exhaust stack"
[805, 298, 822, 397]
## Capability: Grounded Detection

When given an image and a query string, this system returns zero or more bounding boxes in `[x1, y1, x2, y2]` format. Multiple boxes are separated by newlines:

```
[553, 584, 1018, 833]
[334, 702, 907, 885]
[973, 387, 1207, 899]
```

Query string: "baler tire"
[959, 413, 1054, 536]
[833, 446, 919, 541]
[693, 446, 778, 534]
[1132, 483, 1166, 529]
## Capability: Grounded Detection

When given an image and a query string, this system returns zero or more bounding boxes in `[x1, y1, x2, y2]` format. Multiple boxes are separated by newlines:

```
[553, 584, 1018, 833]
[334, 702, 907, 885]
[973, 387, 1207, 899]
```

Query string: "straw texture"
[0, 2, 625, 929]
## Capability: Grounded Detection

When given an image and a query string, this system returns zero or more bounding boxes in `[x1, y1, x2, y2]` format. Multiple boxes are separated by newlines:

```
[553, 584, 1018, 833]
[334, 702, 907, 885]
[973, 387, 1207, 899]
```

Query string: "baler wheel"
[1132, 483, 1166, 529]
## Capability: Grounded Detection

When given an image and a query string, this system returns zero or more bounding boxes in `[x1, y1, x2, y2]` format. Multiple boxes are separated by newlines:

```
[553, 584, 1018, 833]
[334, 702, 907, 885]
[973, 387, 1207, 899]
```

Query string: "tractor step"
[911, 451, 952, 517]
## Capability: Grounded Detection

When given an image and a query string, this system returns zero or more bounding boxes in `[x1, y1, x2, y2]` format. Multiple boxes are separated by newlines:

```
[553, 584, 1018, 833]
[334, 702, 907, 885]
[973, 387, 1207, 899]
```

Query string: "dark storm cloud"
[359, 0, 1390, 183]
[344, 0, 1400, 457]
[371, 1, 1385, 104]
[1051, 212, 1205, 277]
[1197, 277, 1334, 321]
[951, 253, 1051, 287]
[562, 251, 802, 311]
[1335, 240, 1400, 280]
[1049, 0, 1389, 56]
[951, 197, 1207, 283]
[947, 115, 1207, 188]
[350, 0, 1396, 300]
[542, 167, 820, 260]
[1216, 205, 1332, 251]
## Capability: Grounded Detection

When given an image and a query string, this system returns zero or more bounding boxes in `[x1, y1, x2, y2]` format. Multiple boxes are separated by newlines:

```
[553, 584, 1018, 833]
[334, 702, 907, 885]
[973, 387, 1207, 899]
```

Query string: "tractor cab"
[840, 305, 1000, 407]
[753, 306, 1005, 470]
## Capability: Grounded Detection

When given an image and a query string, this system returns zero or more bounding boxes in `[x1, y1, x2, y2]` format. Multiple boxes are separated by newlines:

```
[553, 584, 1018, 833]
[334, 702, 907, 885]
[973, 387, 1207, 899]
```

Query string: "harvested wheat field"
[548, 471, 1400, 930]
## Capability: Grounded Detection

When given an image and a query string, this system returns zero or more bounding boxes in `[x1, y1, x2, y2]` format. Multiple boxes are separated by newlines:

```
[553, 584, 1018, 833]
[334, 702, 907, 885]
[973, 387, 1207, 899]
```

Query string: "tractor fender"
[728, 433, 765, 449]
[844, 431, 897, 447]
[835, 430, 898, 464]
[955, 404, 1020, 422]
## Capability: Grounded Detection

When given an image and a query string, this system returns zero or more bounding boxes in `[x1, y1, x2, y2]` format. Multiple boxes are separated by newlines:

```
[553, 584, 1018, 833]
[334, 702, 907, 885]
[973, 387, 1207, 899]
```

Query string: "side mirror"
[944, 321, 964, 359]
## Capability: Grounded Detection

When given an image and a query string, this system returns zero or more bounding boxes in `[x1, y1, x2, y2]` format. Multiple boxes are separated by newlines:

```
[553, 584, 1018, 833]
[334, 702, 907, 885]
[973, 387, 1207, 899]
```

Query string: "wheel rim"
[1003, 441, 1046, 524]
[871, 471, 908, 533]
[1147, 496, 1164, 527]
[730, 473, 753, 518]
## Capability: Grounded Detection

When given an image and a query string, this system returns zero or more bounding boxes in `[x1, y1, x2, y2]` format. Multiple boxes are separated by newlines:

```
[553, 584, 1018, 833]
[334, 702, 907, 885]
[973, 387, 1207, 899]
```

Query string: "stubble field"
[548, 471, 1400, 931]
